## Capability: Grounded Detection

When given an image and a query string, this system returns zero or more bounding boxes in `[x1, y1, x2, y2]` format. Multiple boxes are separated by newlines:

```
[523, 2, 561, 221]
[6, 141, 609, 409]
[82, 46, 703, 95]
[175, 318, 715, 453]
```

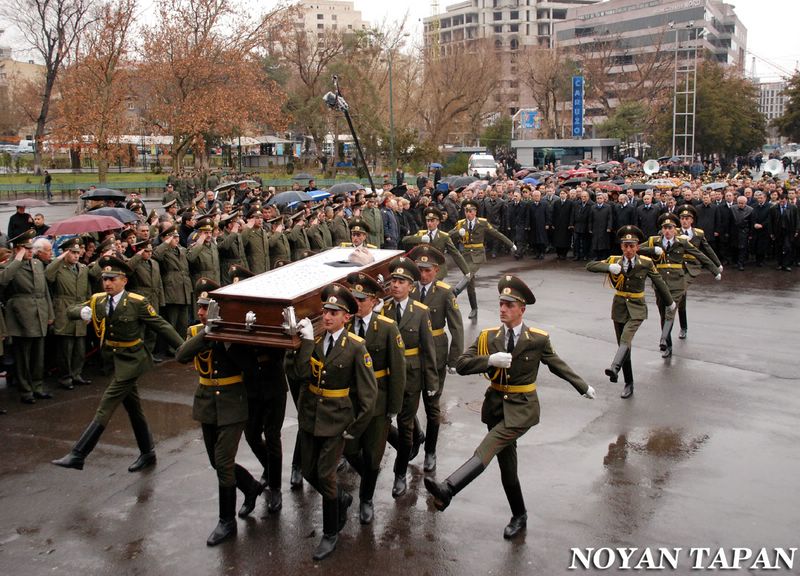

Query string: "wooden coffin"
[206, 247, 403, 348]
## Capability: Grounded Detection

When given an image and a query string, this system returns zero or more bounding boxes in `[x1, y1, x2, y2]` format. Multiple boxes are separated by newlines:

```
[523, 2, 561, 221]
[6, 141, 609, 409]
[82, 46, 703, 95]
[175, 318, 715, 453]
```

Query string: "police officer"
[407, 245, 463, 472]
[52, 256, 184, 472]
[285, 284, 377, 561]
[343, 272, 406, 524]
[449, 198, 516, 320]
[587, 226, 674, 398]
[424, 275, 595, 539]
[381, 257, 438, 497]
[174, 278, 264, 545]
[401, 207, 470, 280]
[639, 213, 721, 357]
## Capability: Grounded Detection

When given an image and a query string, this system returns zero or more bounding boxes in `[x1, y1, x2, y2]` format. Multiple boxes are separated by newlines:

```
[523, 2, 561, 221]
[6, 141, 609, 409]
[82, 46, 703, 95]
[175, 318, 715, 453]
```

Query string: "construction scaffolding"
[671, 23, 700, 161]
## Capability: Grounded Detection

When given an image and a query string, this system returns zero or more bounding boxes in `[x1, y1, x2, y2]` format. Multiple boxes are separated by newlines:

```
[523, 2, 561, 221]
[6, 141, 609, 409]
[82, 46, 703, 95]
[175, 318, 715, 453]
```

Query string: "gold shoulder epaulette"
[347, 332, 365, 343]
[478, 217, 488, 223]
[483, 326, 500, 335]
[435, 280, 451, 289]
[189, 324, 203, 337]
[694, 228, 704, 235]
[528, 327, 549, 336]
[367, 243, 377, 249]
[456, 219, 466, 226]
[412, 301, 429, 310]
[92, 292, 106, 299]
[639, 255, 653, 263]
[127, 292, 145, 301]
[609, 256, 621, 263]
[377, 315, 395, 324]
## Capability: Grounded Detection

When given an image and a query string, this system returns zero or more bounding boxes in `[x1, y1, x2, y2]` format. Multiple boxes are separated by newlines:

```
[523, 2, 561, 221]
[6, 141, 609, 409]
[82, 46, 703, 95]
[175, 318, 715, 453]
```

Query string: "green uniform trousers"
[56, 335, 86, 380]
[201, 422, 246, 487]
[300, 430, 344, 501]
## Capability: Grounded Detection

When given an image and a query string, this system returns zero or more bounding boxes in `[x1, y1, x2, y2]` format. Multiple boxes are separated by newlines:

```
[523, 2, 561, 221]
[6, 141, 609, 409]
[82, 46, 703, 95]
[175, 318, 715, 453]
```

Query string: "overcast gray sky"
[2, 0, 797, 81]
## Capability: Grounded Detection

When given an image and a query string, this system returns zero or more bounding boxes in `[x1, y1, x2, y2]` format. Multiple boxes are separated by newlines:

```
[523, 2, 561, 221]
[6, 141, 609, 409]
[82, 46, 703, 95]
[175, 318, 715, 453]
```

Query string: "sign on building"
[572, 76, 584, 137]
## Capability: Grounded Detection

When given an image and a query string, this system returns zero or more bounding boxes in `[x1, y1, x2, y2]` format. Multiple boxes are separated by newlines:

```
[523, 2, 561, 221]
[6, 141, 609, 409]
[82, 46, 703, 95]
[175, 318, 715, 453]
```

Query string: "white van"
[468, 153, 497, 178]
[16, 139, 35, 153]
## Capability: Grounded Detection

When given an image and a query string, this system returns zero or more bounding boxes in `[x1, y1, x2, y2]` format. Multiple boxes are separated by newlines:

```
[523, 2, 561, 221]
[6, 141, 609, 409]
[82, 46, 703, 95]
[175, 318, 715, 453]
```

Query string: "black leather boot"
[313, 498, 339, 561]
[52, 421, 105, 470]
[502, 482, 527, 539]
[338, 487, 352, 531]
[423, 420, 439, 472]
[409, 416, 425, 461]
[128, 419, 156, 472]
[359, 469, 379, 525]
[207, 485, 237, 546]
[604, 343, 630, 383]
[236, 465, 264, 518]
[621, 381, 634, 399]
[424, 455, 484, 511]
[290, 438, 303, 490]
[386, 423, 399, 450]
[267, 454, 282, 513]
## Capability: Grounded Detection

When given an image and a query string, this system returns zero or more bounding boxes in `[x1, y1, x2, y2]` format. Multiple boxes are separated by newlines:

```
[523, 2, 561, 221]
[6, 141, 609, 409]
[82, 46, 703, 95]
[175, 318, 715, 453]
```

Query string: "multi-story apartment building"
[294, 0, 369, 38]
[759, 81, 787, 124]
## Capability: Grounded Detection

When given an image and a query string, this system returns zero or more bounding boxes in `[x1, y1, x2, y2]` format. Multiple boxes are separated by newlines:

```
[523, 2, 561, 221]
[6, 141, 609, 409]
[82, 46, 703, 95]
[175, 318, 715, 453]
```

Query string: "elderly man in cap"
[406, 245, 463, 472]
[0, 229, 54, 403]
[153, 224, 193, 350]
[587, 226, 674, 398]
[425, 275, 594, 539]
[175, 278, 264, 546]
[449, 198, 516, 320]
[45, 237, 92, 390]
[381, 257, 439, 497]
[342, 271, 406, 524]
[52, 256, 184, 472]
[285, 284, 377, 561]
[402, 207, 470, 280]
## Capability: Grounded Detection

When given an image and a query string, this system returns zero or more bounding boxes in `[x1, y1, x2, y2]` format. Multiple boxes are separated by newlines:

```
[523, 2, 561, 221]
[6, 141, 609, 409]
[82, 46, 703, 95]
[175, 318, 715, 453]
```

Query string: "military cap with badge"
[345, 271, 384, 299]
[497, 274, 536, 305]
[407, 244, 445, 268]
[389, 256, 420, 282]
[321, 283, 358, 314]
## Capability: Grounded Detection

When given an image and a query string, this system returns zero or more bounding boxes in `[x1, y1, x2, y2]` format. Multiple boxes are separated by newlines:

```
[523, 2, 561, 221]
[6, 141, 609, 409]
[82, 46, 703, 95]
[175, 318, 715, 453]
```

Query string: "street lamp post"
[388, 49, 396, 173]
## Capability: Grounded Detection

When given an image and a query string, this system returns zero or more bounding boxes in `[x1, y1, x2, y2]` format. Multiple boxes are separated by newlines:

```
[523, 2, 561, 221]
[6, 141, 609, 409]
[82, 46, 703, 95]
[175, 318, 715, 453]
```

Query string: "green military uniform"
[361, 204, 383, 248]
[587, 226, 674, 397]
[162, 189, 182, 209]
[241, 224, 270, 274]
[677, 204, 721, 338]
[45, 240, 91, 388]
[268, 228, 291, 268]
[449, 200, 515, 316]
[329, 214, 350, 245]
[402, 219, 470, 280]
[0, 235, 54, 401]
[127, 248, 165, 356]
[187, 237, 221, 287]
[426, 275, 591, 540]
[319, 218, 333, 248]
[307, 223, 326, 251]
[217, 227, 246, 286]
[152, 229, 193, 348]
[286, 221, 311, 261]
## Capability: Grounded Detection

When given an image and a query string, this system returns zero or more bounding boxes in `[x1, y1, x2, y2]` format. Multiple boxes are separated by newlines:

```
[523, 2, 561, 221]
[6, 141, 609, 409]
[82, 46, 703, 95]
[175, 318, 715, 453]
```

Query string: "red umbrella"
[46, 214, 123, 236]
[1, 197, 51, 208]
[514, 169, 530, 178]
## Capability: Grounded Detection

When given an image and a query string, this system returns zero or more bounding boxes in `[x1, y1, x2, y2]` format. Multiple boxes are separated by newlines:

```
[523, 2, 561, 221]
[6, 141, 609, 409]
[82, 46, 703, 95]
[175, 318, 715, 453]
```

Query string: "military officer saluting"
[340, 217, 376, 248]
[175, 278, 265, 546]
[401, 207, 470, 280]
[267, 214, 291, 269]
[52, 256, 184, 472]
[187, 216, 221, 288]
[381, 257, 439, 497]
[587, 226, 675, 398]
[425, 275, 594, 540]
[449, 198, 516, 320]
[639, 213, 721, 357]
[285, 284, 377, 561]
[343, 272, 406, 524]
[407, 245, 463, 472]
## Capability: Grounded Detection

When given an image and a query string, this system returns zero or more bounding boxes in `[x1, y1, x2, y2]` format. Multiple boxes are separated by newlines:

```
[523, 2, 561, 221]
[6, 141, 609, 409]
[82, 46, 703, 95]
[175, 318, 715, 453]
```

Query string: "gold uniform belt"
[657, 264, 683, 269]
[490, 382, 537, 394]
[308, 384, 350, 398]
[105, 338, 142, 348]
[373, 368, 390, 379]
[404, 347, 419, 357]
[199, 375, 243, 386]
[615, 291, 645, 299]
[464, 243, 484, 249]
[430, 328, 445, 337]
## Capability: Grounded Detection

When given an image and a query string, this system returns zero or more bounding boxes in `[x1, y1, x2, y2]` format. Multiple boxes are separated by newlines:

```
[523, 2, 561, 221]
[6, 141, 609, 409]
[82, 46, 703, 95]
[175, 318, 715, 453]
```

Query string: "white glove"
[421, 234, 430, 244]
[204, 322, 214, 334]
[376, 273, 384, 284]
[583, 385, 596, 399]
[386, 413, 397, 420]
[607, 263, 622, 275]
[297, 317, 314, 340]
[488, 352, 512, 368]
[447, 366, 457, 375]
[79, 305, 92, 322]
[372, 299, 384, 314]
[426, 389, 437, 397]
[718, 265, 723, 273]
[654, 246, 663, 256]
[668, 301, 677, 312]
[715, 273, 722, 281]
[511, 244, 518, 252]
[459, 228, 466, 237]
[342, 431, 355, 440]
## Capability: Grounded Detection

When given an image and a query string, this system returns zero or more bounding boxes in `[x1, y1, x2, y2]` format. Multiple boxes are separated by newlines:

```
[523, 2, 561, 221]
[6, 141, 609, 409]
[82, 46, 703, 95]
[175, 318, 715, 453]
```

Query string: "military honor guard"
[407, 245, 463, 472]
[424, 275, 594, 539]
[401, 207, 470, 280]
[639, 213, 721, 357]
[587, 226, 675, 398]
[285, 284, 377, 561]
[340, 217, 376, 248]
[174, 279, 265, 545]
[52, 256, 185, 472]
[381, 257, 439, 497]
[448, 199, 516, 320]
[343, 272, 406, 524]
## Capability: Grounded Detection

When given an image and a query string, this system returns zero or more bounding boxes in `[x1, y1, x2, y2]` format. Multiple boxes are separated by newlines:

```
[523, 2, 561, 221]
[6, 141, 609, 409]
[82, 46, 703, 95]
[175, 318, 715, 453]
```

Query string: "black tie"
[107, 296, 115, 318]
[325, 334, 335, 357]
[507, 329, 515, 353]
[420, 285, 427, 301]
[395, 303, 402, 323]
[358, 319, 366, 338]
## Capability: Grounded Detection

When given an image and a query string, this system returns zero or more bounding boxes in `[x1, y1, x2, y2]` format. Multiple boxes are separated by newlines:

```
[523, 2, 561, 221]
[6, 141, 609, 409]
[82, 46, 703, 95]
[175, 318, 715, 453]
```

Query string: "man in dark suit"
[635, 192, 661, 239]
[750, 191, 772, 267]
[551, 190, 574, 260]
[572, 190, 593, 260]
[424, 275, 593, 540]
[590, 192, 614, 260]
[770, 194, 798, 271]
[695, 192, 720, 243]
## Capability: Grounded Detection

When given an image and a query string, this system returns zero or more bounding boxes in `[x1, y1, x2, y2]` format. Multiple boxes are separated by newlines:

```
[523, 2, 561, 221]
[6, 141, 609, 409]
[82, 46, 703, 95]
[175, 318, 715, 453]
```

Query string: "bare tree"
[0, 0, 96, 173]
[521, 47, 575, 138]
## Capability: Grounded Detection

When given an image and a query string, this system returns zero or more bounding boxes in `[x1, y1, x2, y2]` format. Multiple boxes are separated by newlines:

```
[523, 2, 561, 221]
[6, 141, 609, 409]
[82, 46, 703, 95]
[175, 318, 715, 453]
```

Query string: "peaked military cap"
[424, 206, 444, 221]
[229, 264, 254, 283]
[133, 238, 154, 251]
[321, 283, 358, 313]
[498, 274, 535, 305]
[349, 217, 371, 235]
[162, 199, 177, 209]
[658, 212, 680, 228]
[195, 277, 220, 305]
[345, 272, 383, 298]
[60, 237, 83, 252]
[617, 225, 645, 244]
[160, 224, 179, 238]
[389, 256, 420, 282]
[196, 217, 214, 232]
[11, 228, 36, 248]
[408, 244, 445, 268]
[677, 204, 697, 220]
[461, 198, 479, 211]
[98, 255, 132, 278]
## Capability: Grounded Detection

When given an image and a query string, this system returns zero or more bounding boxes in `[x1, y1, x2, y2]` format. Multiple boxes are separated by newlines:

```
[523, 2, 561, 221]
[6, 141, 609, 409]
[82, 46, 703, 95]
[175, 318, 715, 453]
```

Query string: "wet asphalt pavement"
[0, 204, 799, 574]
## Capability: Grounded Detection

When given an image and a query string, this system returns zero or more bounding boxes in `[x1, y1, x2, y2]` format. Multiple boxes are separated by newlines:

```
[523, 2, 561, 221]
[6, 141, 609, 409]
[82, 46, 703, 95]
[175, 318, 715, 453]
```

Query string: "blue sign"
[522, 110, 538, 129]
[572, 76, 584, 137]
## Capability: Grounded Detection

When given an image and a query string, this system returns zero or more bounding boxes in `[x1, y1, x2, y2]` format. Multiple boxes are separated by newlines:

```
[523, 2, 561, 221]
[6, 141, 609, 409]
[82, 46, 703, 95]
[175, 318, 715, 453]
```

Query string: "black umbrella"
[447, 176, 478, 188]
[701, 182, 727, 191]
[328, 182, 362, 195]
[267, 191, 313, 206]
[291, 173, 314, 181]
[629, 183, 655, 191]
[80, 188, 126, 201]
[88, 207, 141, 223]
[562, 177, 591, 185]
